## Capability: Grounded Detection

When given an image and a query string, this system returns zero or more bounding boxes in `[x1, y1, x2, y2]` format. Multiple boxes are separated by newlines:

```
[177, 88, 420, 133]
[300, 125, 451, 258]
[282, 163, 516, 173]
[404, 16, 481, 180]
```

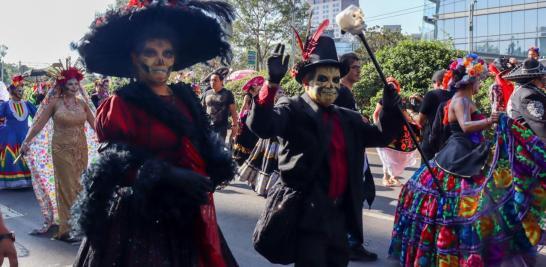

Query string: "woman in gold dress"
[21, 66, 95, 241]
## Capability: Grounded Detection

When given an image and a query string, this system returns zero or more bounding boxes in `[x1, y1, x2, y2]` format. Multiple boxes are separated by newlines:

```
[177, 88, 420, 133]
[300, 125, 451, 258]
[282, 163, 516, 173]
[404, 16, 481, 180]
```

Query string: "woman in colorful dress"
[232, 76, 262, 166]
[373, 77, 420, 187]
[0, 76, 37, 189]
[389, 55, 546, 266]
[20, 64, 95, 240]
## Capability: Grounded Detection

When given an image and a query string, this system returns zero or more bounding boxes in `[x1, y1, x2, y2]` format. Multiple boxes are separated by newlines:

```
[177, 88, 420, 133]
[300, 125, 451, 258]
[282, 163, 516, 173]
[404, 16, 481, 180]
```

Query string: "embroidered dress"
[389, 114, 546, 267]
[376, 123, 420, 178]
[0, 100, 37, 189]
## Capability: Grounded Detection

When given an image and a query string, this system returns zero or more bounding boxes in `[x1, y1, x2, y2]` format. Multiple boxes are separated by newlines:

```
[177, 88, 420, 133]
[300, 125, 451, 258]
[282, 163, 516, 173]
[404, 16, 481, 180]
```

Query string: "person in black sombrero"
[71, 1, 238, 266]
[248, 26, 404, 266]
[505, 58, 546, 142]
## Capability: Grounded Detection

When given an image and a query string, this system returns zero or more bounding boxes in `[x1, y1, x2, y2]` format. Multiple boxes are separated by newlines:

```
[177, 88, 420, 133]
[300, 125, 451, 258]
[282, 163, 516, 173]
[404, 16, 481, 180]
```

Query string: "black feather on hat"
[76, 0, 234, 78]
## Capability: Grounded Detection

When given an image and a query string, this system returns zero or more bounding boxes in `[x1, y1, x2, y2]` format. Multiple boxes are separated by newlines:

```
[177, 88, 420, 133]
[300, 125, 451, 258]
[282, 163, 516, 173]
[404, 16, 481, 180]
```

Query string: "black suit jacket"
[247, 92, 403, 238]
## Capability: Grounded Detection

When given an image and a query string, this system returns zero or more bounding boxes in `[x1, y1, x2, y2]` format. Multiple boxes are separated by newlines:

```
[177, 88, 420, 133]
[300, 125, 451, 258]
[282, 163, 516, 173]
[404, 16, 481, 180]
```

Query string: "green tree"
[354, 26, 408, 63]
[229, 0, 309, 71]
[354, 40, 466, 117]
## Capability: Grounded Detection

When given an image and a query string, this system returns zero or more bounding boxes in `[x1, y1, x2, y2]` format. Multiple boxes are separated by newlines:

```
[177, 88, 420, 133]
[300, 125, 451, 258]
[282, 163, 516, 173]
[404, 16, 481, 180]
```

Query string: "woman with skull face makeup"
[0, 76, 37, 189]
[19, 65, 96, 240]
[71, 1, 238, 266]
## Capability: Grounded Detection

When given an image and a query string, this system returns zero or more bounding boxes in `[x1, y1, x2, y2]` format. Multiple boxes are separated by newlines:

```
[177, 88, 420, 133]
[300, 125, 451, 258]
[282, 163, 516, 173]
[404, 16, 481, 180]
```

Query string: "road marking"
[363, 210, 395, 222]
[0, 204, 23, 219]
[15, 242, 29, 257]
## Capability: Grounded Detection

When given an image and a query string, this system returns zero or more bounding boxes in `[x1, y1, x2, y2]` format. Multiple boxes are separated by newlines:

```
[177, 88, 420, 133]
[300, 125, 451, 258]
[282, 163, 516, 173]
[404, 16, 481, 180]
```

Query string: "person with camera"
[489, 56, 518, 113]
[416, 70, 453, 160]
[373, 77, 420, 187]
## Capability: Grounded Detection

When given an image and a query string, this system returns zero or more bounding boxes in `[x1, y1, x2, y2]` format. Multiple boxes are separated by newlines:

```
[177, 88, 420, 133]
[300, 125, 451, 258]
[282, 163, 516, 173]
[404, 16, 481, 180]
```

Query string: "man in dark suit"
[248, 37, 403, 267]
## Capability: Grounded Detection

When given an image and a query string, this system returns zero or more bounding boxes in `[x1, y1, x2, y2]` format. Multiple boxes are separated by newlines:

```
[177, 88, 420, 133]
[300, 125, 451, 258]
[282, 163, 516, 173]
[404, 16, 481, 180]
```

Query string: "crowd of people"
[0, 1, 545, 267]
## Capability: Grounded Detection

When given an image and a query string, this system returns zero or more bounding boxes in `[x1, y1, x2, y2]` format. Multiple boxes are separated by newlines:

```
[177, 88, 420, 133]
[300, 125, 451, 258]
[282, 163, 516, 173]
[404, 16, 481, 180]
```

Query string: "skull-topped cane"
[336, 5, 444, 195]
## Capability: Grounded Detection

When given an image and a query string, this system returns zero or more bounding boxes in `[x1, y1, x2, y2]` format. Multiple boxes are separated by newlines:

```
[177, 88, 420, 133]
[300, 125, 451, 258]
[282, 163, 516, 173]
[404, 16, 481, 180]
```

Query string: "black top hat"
[503, 58, 546, 82]
[76, 1, 234, 78]
[294, 36, 348, 83]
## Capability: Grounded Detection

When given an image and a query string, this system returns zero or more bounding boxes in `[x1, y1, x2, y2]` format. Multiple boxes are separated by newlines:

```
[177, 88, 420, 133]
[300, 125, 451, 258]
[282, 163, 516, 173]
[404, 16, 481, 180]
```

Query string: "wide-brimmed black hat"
[503, 58, 546, 81]
[294, 36, 348, 83]
[77, 1, 234, 78]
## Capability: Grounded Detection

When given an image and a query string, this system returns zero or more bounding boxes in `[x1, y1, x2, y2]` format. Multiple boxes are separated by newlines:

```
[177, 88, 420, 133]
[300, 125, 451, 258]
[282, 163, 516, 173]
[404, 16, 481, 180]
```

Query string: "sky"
[360, 0, 423, 34]
[0, 0, 423, 67]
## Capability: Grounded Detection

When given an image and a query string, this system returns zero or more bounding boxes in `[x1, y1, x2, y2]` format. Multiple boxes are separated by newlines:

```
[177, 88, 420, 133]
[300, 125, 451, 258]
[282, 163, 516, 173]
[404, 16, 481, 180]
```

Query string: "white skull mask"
[335, 5, 365, 35]
[305, 66, 341, 107]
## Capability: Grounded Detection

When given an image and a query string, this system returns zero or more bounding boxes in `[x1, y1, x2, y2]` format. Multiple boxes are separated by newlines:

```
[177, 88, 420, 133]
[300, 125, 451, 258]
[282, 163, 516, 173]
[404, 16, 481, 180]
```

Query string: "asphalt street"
[1, 150, 545, 267]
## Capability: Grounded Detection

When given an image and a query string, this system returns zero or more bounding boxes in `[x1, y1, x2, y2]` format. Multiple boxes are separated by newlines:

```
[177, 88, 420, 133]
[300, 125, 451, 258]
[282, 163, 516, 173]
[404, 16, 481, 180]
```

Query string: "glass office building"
[423, 0, 546, 58]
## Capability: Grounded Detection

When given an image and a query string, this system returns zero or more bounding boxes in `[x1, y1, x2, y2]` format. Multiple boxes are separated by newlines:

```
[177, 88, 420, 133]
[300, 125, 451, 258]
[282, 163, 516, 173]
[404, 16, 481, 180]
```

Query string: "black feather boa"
[70, 143, 144, 243]
[116, 81, 236, 188]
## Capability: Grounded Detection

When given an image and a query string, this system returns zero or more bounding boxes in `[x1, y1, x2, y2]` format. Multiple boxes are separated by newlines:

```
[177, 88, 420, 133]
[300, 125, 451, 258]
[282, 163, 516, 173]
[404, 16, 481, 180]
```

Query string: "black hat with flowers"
[76, 0, 234, 78]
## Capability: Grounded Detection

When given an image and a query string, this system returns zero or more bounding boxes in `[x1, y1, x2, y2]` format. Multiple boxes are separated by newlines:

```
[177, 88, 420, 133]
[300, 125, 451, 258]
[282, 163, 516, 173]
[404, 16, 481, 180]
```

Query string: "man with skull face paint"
[248, 36, 403, 266]
[71, 1, 238, 266]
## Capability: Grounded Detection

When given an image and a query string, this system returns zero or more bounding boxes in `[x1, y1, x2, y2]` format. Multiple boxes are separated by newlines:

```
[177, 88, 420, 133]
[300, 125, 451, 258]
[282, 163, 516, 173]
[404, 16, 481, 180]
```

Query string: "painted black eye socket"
[333, 77, 340, 83]
[142, 48, 157, 57]
[163, 50, 175, 58]
[317, 75, 328, 82]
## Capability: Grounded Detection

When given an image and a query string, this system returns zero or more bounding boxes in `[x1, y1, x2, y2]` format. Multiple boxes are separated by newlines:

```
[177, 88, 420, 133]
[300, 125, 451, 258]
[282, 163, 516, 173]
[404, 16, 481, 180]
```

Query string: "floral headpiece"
[446, 54, 486, 91]
[48, 58, 85, 86]
[11, 75, 24, 88]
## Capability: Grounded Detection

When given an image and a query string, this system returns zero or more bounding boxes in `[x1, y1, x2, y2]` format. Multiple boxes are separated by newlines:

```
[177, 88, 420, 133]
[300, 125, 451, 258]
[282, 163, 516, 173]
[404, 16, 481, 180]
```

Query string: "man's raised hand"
[267, 44, 290, 84]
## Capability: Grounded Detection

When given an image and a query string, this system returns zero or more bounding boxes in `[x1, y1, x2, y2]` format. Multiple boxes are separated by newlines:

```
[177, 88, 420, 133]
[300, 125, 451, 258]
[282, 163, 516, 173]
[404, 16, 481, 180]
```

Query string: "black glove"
[167, 166, 213, 205]
[382, 83, 402, 110]
[267, 44, 290, 84]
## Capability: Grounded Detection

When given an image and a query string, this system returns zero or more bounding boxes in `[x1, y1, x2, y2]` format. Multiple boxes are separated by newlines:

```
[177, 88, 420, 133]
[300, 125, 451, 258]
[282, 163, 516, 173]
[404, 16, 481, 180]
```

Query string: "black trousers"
[211, 124, 228, 141]
[295, 203, 349, 267]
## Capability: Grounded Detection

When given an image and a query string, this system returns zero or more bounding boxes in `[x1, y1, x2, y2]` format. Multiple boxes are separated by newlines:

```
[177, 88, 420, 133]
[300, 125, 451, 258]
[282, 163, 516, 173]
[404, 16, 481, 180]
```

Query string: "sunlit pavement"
[1, 150, 544, 267]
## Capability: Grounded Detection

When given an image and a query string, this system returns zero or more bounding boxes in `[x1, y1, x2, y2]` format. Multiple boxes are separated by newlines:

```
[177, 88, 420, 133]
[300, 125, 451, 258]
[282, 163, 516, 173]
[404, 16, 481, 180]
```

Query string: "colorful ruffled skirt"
[0, 123, 32, 189]
[389, 116, 546, 266]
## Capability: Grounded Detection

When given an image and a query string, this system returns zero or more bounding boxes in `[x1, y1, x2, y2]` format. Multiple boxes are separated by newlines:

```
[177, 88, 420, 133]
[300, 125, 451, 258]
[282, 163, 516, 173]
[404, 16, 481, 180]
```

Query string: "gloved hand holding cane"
[335, 5, 444, 194]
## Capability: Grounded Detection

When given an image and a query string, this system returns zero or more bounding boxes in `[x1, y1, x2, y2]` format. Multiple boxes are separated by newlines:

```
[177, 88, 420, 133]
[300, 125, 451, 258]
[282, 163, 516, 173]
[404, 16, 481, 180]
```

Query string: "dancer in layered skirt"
[236, 88, 284, 196]
[389, 55, 546, 267]
[232, 76, 262, 166]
